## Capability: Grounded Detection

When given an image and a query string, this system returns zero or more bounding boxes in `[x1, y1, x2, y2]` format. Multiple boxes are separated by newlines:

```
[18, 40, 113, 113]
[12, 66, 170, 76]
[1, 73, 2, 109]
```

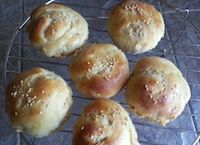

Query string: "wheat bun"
[72, 99, 140, 145]
[126, 57, 191, 125]
[108, 0, 165, 54]
[6, 67, 73, 137]
[69, 43, 129, 99]
[27, 3, 89, 58]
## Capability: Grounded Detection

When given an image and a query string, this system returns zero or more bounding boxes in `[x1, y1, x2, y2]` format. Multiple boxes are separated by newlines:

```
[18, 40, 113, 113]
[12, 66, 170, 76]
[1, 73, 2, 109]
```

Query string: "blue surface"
[1, 0, 200, 145]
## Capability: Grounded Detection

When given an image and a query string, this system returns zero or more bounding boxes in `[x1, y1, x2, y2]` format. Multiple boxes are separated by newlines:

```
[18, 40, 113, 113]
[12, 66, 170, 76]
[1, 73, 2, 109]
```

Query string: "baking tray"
[4, 0, 200, 145]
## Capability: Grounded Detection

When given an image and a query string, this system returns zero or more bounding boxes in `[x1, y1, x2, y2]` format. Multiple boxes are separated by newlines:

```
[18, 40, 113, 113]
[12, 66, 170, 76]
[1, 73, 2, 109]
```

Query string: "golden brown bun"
[108, 0, 165, 54]
[72, 99, 140, 145]
[126, 57, 191, 125]
[6, 67, 73, 137]
[27, 3, 89, 58]
[69, 43, 129, 99]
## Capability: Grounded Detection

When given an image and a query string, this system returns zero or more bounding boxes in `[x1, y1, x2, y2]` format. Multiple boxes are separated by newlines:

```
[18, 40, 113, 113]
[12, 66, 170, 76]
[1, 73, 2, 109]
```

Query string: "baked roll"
[108, 0, 165, 54]
[27, 3, 89, 57]
[69, 43, 129, 99]
[126, 57, 191, 125]
[72, 99, 140, 145]
[6, 67, 73, 137]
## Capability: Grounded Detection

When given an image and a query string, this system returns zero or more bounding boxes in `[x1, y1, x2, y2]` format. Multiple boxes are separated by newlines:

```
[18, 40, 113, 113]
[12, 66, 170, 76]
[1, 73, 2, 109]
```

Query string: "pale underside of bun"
[72, 99, 140, 145]
[6, 67, 73, 137]
[126, 57, 191, 125]
[108, 0, 165, 54]
[27, 3, 89, 58]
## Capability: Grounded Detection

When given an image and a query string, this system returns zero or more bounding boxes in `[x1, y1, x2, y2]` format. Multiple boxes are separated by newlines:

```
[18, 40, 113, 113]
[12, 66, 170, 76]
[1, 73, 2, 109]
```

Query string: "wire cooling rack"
[4, 0, 200, 145]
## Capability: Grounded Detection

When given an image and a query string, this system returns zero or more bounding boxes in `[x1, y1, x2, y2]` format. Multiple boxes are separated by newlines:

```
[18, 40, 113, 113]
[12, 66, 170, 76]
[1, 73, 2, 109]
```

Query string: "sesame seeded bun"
[6, 67, 73, 138]
[27, 3, 89, 58]
[108, 0, 165, 54]
[126, 57, 191, 125]
[72, 99, 140, 145]
[69, 43, 129, 99]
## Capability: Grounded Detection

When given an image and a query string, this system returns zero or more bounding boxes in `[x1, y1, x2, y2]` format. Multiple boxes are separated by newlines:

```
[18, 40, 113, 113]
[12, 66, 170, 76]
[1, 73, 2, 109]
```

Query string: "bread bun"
[108, 0, 165, 54]
[72, 99, 140, 145]
[69, 43, 129, 99]
[27, 3, 89, 57]
[126, 57, 191, 125]
[6, 67, 73, 137]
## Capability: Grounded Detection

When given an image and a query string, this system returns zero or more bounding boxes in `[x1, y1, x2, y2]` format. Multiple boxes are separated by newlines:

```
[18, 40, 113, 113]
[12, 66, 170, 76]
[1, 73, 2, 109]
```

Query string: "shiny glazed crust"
[126, 57, 191, 125]
[6, 67, 73, 137]
[69, 43, 129, 99]
[108, 0, 165, 53]
[27, 3, 89, 57]
[72, 99, 140, 145]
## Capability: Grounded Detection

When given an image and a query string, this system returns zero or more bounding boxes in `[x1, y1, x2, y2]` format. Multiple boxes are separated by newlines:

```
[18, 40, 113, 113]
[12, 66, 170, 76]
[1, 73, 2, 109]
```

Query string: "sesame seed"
[104, 77, 109, 81]
[39, 111, 43, 114]
[41, 90, 45, 94]
[163, 96, 167, 99]
[27, 99, 32, 103]
[12, 92, 17, 97]
[20, 80, 23, 84]
[81, 126, 84, 130]
[27, 88, 32, 93]
[14, 112, 18, 116]
[87, 61, 90, 64]
[144, 85, 148, 91]
[90, 135, 94, 139]
[13, 85, 16, 89]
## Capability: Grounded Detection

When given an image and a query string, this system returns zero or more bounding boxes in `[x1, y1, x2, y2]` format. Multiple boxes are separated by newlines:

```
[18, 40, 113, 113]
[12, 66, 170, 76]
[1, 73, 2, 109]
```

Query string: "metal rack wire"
[4, 0, 200, 145]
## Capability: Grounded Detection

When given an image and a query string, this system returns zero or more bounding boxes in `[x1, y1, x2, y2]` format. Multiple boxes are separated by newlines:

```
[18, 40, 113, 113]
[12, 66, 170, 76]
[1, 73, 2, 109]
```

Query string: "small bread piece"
[108, 0, 165, 53]
[6, 67, 73, 137]
[69, 43, 129, 99]
[72, 99, 140, 145]
[27, 3, 89, 57]
[126, 57, 191, 125]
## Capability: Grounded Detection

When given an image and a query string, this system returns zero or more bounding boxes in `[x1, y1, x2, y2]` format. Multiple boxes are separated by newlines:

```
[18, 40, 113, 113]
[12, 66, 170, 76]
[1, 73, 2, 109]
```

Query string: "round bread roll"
[108, 0, 165, 54]
[69, 43, 129, 99]
[6, 67, 73, 137]
[126, 57, 191, 125]
[72, 99, 140, 145]
[27, 3, 89, 57]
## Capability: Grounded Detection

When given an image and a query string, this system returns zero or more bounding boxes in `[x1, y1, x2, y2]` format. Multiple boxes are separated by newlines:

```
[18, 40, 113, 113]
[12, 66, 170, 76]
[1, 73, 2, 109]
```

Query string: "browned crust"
[72, 99, 139, 145]
[27, 3, 89, 58]
[69, 44, 129, 99]
[126, 57, 191, 125]
[6, 67, 73, 137]
[108, 0, 165, 53]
